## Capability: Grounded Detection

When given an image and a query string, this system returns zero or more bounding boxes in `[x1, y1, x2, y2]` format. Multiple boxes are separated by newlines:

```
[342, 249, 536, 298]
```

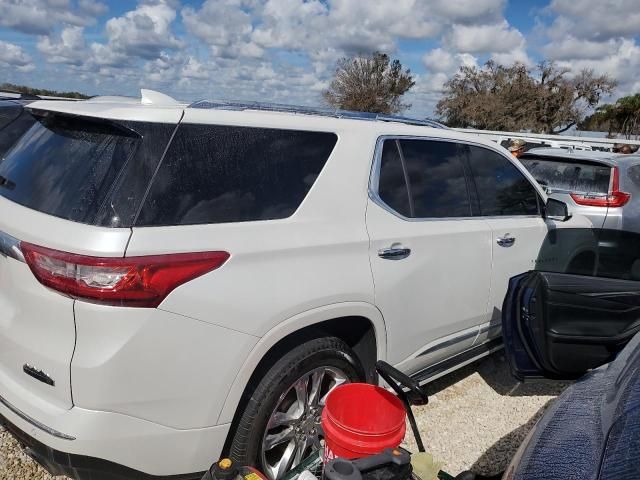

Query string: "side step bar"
[411, 338, 503, 385]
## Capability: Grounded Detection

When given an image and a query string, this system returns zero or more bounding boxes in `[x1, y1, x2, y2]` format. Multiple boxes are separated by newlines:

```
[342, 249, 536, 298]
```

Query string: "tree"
[580, 94, 640, 139]
[0, 82, 90, 99]
[323, 52, 415, 114]
[436, 61, 616, 134]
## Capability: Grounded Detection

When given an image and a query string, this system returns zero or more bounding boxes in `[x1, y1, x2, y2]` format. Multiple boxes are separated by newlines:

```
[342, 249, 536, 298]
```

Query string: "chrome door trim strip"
[0, 393, 75, 440]
[0, 230, 24, 262]
[416, 327, 479, 358]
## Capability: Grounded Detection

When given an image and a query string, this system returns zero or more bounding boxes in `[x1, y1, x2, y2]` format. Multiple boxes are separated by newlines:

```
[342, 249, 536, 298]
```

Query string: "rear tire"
[228, 337, 364, 480]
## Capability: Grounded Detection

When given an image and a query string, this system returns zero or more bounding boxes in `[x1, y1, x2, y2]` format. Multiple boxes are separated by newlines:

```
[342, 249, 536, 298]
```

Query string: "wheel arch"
[217, 302, 386, 441]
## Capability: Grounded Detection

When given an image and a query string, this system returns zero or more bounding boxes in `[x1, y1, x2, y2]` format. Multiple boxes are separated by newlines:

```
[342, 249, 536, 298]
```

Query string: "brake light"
[570, 167, 631, 208]
[20, 243, 230, 308]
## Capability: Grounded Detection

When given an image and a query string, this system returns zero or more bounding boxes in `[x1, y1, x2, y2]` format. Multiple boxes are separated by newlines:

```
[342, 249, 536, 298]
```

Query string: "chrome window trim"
[0, 230, 24, 262]
[369, 135, 544, 222]
[0, 393, 76, 440]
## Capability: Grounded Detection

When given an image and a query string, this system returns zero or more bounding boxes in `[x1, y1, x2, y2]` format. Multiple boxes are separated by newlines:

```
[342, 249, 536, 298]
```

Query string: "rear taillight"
[20, 243, 230, 308]
[570, 167, 631, 208]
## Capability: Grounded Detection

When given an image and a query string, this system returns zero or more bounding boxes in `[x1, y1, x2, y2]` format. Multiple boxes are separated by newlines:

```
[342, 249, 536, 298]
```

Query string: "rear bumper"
[1, 412, 204, 480]
[0, 391, 230, 479]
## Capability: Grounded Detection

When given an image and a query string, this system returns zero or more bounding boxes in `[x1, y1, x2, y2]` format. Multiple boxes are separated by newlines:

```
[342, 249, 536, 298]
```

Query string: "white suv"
[0, 93, 576, 480]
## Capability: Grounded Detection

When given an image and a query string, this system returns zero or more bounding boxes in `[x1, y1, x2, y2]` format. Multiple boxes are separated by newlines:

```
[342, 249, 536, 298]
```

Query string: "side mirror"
[545, 198, 571, 222]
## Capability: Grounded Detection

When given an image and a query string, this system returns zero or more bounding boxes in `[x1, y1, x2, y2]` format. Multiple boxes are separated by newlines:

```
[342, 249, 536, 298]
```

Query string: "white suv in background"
[0, 93, 577, 480]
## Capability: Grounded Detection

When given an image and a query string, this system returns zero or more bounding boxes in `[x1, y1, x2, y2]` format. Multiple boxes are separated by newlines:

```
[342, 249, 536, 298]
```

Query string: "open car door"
[502, 228, 640, 380]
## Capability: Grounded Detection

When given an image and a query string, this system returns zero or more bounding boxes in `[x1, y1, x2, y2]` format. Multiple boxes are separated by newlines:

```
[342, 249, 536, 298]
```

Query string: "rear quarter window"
[135, 124, 338, 226]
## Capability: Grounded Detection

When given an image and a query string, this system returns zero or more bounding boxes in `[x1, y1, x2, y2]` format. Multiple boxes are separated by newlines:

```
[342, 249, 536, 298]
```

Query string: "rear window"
[0, 113, 176, 227]
[520, 156, 611, 194]
[0, 104, 37, 158]
[135, 124, 338, 226]
[0, 102, 21, 130]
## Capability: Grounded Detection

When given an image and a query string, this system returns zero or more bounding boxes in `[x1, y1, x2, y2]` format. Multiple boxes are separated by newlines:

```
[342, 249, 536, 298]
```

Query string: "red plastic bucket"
[321, 383, 406, 463]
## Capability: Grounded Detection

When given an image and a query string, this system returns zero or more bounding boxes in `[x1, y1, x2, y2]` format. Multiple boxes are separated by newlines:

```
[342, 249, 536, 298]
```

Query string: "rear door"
[502, 228, 640, 380]
[367, 137, 492, 374]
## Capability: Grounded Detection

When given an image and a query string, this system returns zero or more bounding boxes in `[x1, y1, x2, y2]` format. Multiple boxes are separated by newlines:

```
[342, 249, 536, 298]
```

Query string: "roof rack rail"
[188, 100, 446, 129]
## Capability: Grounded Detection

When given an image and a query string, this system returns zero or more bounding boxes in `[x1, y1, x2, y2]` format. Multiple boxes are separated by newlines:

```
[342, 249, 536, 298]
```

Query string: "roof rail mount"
[188, 99, 446, 129]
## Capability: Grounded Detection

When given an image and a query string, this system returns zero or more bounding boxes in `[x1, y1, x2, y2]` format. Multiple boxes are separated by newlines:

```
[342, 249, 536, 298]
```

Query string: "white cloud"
[446, 20, 525, 54]
[555, 38, 640, 97]
[79, 0, 107, 16]
[547, 0, 640, 41]
[182, 0, 263, 59]
[102, 0, 182, 60]
[0, 40, 35, 72]
[543, 36, 623, 61]
[37, 26, 87, 65]
[0, 0, 104, 34]
[422, 48, 478, 74]
[430, 0, 505, 24]
[491, 47, 533, 66]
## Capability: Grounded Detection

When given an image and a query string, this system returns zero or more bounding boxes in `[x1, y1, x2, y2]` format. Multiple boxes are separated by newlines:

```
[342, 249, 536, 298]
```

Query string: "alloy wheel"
[260, 366, 348, 480]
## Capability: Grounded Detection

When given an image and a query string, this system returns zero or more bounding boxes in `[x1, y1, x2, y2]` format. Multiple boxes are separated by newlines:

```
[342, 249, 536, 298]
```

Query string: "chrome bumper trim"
[0, 393, 75, 440]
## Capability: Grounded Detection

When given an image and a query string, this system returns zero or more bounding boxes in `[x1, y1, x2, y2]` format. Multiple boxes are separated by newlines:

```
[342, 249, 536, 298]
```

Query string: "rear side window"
[399, 139, 471, 218]
[376, 138, 472, 218]
[378, 140, 411, 217]
[520, 156, 611, 194]
[0, 113, 175, 227]
[136, 124, 337, 226]
[467, 146, 539, 216]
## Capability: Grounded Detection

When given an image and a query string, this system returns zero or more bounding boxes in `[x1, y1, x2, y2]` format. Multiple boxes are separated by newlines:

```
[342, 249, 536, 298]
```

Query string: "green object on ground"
[411, 452, 444, 480]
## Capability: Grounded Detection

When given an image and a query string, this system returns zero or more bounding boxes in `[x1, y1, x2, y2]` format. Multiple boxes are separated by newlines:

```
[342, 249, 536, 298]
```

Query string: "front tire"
[228, 337, 364, 480]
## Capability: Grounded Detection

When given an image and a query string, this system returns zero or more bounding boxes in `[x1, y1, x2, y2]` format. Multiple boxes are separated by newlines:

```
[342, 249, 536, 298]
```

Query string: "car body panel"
[504, 331, 640, 480]
[521, 148, 640, 233]
[0, 197, 131, 412]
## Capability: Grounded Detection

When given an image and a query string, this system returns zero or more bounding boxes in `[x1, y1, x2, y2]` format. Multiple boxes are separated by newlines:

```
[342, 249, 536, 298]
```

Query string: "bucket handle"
[375, 361, 428, 453]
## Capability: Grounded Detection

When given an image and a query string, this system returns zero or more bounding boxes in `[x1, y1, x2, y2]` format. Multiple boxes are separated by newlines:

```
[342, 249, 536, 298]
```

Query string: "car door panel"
[367, 200, 491, 371]
[478, 216, 549, 346]
[367, 137, 493, 373]
[503, 270, 640, 380]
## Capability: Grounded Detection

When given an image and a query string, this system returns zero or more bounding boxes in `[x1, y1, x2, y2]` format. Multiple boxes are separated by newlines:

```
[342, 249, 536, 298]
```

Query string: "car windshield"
[520, 156, 611, 194]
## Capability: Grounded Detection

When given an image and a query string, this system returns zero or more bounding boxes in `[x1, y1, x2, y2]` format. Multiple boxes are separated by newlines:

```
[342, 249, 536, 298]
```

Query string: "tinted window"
[136, 124, 337, 226]
[0, 113, 175, 227]
[400, 140, 471, 218]
[0, 103, 21, 130]
[377, 140, 411, 217]
[520, 156, 611, 194]
[535, 228, 640, 281]
[0, 107, 36, 158]
[467, 146, 539, 216]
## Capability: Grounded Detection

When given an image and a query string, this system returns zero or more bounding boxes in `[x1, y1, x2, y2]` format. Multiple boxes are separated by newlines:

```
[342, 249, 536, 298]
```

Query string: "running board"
[410, 338, 503, 385]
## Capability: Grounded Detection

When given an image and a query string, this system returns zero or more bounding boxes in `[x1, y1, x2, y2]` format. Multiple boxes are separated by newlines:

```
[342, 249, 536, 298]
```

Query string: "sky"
[1, 0, 639, 118]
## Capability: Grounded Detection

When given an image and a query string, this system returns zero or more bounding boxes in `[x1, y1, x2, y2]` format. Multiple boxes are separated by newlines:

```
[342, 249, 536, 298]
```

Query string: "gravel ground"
[0, 352, 569, 479]
[403, 352, 570, 477]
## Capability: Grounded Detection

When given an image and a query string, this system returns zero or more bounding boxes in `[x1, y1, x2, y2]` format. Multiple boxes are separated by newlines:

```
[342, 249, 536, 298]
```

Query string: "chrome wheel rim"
[260, 366, 349, 480]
